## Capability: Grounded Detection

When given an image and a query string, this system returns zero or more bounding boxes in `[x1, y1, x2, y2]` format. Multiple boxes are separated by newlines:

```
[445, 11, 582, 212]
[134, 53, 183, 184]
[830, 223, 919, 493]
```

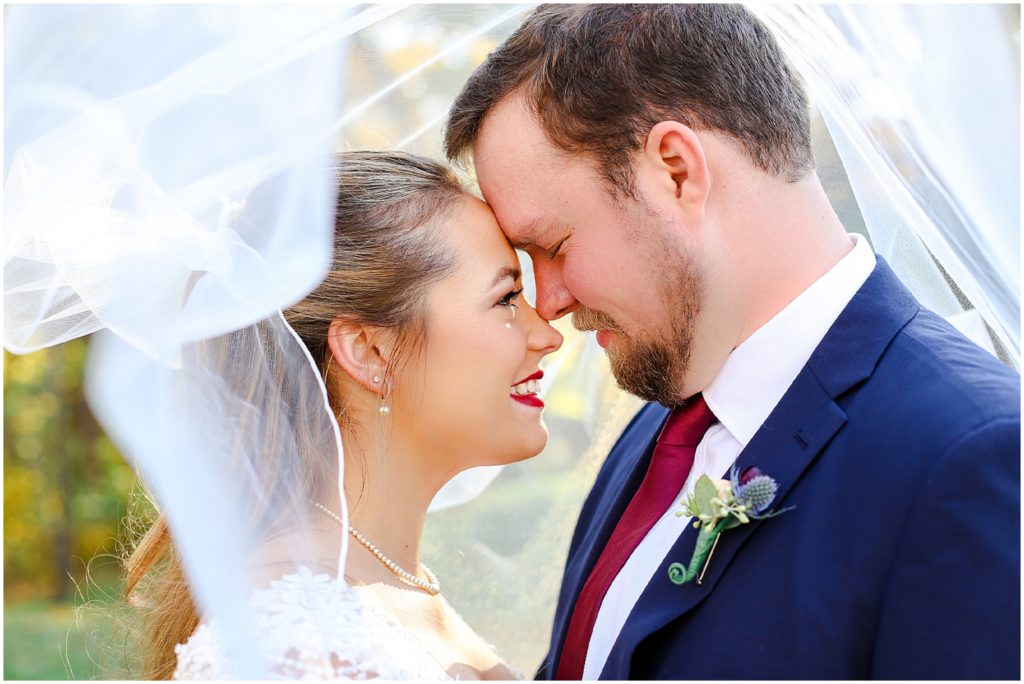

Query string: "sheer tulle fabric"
[4, 4, 1018, 679]
[754, 4, 1019, 367]
[5, 5, 361, 676]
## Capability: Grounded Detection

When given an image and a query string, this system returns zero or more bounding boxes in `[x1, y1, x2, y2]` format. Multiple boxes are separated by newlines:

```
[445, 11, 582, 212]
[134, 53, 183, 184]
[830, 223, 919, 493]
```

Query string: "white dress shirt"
[581, 234, 876, 679]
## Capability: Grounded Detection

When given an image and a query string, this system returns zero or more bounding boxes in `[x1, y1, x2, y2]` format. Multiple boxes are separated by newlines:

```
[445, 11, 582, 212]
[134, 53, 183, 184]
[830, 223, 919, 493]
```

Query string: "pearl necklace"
[314, 502, 440, 596]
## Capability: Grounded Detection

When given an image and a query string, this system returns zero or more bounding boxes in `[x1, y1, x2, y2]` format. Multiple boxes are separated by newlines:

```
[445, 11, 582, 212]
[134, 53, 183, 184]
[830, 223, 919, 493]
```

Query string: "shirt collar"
[703, 234, 876, 447]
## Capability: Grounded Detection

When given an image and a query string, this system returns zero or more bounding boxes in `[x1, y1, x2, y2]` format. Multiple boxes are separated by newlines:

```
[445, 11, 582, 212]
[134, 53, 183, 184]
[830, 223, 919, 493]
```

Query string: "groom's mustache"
[572, 307, 622, 335]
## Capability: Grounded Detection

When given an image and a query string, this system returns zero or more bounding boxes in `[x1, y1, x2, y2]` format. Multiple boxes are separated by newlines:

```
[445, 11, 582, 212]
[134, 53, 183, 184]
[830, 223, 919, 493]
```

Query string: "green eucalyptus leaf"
[694, 475, 717, 515]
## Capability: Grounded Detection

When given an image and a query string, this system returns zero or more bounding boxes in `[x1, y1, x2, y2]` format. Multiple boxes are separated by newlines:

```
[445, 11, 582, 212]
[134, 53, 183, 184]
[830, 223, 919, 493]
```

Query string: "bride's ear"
[325, 318, 392, 394]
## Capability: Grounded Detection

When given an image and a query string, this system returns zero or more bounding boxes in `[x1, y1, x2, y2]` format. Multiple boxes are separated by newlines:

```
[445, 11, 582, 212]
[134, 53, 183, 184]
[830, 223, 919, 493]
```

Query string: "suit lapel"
[600, 368, 847, 678]
[599, 258, 920, 678]
[548, 404, 670, 675]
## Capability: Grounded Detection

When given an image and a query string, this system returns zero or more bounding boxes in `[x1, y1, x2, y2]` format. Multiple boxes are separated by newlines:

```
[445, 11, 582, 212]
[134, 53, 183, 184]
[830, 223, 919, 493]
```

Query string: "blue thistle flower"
[735, 475, 778, 514]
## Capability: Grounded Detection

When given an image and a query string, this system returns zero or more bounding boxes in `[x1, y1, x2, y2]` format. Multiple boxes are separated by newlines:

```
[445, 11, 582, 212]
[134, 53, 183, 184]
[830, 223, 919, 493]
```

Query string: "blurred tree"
[4, 340, 137, 602]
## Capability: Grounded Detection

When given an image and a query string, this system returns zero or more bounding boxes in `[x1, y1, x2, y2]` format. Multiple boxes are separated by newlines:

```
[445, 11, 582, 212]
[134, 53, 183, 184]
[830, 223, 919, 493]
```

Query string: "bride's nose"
[522, 299, 563, 356]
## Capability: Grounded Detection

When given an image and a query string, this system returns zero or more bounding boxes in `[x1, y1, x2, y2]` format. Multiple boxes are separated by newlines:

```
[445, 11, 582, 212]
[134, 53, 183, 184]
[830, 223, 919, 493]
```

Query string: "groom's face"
[473, 95, 706, 405]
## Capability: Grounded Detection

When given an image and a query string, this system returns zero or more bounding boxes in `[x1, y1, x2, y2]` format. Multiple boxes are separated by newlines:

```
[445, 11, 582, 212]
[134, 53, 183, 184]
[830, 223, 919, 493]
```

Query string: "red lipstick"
[512, 369, 544, 385]
[510, 369, 545, 408]
[511, 393, 544, 408]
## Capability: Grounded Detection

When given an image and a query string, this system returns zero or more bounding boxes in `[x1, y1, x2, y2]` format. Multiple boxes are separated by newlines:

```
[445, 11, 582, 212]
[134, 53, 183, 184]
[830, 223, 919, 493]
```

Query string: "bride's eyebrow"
[489, 266, 521, 289]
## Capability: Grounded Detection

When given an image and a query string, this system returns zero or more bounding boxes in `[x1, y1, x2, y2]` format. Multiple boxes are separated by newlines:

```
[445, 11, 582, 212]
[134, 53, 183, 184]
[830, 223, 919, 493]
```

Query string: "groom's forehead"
[474, 93, 571, 181]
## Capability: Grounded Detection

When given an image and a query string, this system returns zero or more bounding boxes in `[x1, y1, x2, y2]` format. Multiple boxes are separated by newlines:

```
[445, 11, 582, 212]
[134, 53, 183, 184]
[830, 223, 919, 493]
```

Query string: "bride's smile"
[510, 369, 544, 407]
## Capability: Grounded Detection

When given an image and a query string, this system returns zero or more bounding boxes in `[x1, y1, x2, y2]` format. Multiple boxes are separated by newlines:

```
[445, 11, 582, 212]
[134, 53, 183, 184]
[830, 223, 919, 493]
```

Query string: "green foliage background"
[5, 342, 138, 679]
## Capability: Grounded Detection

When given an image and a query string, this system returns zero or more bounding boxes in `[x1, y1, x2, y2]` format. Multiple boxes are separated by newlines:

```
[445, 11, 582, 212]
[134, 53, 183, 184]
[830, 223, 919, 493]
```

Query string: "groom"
[445, 4, 1020, 680]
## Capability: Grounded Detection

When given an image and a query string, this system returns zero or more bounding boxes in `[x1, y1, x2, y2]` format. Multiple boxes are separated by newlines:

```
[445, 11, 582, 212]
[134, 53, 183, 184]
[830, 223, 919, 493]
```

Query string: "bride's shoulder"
[173, 566, 449, 680]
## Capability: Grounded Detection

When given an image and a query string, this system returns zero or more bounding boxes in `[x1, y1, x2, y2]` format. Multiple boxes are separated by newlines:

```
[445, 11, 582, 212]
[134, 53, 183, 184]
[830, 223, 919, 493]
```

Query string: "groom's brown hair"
[444, 4, 814, 197]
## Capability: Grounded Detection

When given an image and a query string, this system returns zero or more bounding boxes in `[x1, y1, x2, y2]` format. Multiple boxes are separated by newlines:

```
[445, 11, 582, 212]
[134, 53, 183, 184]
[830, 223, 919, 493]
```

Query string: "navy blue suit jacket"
[540, 259, 1020, 679]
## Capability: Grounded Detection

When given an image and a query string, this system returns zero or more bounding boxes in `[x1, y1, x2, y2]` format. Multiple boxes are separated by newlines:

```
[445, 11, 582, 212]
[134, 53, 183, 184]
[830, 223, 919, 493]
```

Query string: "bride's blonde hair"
[122, 150, 465, 679]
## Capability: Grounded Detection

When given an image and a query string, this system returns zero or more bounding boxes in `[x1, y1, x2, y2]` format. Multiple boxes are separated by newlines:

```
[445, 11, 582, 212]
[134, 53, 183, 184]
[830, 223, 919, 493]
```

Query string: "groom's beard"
[573, 250, 702, 408]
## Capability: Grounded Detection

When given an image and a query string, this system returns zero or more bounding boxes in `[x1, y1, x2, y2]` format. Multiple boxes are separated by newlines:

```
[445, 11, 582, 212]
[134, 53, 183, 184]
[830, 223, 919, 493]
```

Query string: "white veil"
[6, 4, 367, 676]
[753, 4, 1020, 369]
[4, 3, 1018, 678]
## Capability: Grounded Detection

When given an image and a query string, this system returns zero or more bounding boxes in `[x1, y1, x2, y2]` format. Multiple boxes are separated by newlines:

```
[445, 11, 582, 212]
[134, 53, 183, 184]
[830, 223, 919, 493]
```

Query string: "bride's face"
[391, 195, 563, 475]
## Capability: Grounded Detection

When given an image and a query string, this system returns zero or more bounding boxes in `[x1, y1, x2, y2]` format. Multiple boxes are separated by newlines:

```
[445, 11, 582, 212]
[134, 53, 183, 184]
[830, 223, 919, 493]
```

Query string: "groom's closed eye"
[511, 223, 570, 258]
[548, 235, 569, 259]
[536, 222, 574, 260]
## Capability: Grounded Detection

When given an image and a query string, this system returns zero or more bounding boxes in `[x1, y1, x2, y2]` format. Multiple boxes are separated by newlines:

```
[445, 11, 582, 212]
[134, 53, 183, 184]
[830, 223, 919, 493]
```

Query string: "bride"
[4, 7, 581, 679]
[125, 150, 561, 680]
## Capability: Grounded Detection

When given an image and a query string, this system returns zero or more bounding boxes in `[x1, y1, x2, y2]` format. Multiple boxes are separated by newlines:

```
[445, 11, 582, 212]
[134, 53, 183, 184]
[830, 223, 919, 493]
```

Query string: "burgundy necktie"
[555, 394, 716, 680]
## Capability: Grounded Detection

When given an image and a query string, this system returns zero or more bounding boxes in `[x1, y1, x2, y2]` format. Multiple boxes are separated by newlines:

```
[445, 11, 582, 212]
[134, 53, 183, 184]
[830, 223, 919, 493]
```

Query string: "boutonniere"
[668, 465, 793, 586]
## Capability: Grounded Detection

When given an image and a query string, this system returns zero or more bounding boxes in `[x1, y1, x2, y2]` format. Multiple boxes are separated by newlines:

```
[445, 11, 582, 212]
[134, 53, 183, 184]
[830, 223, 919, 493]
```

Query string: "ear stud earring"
[372, 375, 381, 383]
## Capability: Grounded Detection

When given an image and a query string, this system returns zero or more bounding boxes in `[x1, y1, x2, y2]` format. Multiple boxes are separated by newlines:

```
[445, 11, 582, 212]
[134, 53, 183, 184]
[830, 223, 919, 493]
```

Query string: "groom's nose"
[533, 257, 576, 321]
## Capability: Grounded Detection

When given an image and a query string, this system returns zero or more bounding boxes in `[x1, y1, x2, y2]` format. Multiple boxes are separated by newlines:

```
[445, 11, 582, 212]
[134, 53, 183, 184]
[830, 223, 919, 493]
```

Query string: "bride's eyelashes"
[497, 287, 523, 311]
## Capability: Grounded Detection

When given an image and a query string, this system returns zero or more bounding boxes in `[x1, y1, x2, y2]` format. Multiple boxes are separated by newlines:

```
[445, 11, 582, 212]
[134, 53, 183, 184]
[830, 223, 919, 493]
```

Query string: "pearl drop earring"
[378, 377, 391, 416]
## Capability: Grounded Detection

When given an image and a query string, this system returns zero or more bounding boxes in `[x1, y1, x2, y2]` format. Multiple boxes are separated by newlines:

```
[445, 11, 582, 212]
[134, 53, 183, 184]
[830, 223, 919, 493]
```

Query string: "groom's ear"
[326, 317, 394, 395]
[641, 121, 711, 213]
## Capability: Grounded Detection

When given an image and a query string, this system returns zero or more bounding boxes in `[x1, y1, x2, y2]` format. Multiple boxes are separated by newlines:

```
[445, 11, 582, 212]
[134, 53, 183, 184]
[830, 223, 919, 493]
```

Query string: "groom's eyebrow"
[490, 266, 521, 288]
[509, 217, 548, 250]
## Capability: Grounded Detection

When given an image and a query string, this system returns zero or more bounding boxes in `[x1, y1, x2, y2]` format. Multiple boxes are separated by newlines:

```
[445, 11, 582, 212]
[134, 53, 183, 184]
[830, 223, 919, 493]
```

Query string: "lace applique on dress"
[172, 566, 451, 680]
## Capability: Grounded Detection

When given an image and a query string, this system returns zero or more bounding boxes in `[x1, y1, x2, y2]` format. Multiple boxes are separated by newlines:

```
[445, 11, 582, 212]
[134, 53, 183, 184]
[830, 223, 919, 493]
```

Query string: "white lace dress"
[173, 566, 452, 680]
